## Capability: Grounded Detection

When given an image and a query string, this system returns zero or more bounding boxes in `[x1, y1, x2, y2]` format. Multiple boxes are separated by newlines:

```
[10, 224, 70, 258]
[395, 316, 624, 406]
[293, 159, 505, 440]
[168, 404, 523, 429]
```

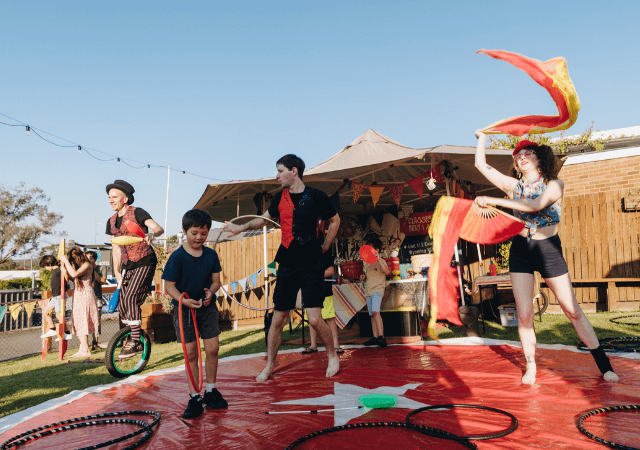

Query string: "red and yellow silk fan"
[427, 197, 524, 339]
[477, 49, 580, 137]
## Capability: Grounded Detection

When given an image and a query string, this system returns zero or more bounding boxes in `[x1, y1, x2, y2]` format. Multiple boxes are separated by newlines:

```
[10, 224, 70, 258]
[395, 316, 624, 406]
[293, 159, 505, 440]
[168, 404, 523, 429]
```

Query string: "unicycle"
[105, 326, 152, 378]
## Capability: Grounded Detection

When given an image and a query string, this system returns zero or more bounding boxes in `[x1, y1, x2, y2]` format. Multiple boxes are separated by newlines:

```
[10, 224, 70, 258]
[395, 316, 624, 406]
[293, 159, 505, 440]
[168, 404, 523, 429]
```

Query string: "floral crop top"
[513, 176, 561, 240]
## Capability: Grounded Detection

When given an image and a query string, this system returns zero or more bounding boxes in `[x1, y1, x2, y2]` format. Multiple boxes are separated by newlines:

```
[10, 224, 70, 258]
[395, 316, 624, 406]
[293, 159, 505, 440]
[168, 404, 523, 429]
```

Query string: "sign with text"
[400, 212, 433, 236]
[398, 234, 434, 264]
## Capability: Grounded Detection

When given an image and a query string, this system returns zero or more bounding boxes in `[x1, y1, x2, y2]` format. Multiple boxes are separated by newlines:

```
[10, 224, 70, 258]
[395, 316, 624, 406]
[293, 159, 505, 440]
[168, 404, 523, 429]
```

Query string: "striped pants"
[119, 265, 155, 326]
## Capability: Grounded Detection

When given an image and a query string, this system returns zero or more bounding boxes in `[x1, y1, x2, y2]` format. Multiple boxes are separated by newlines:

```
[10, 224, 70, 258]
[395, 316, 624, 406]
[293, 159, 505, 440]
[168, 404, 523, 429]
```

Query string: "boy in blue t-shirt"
[162, 209, 227, 419]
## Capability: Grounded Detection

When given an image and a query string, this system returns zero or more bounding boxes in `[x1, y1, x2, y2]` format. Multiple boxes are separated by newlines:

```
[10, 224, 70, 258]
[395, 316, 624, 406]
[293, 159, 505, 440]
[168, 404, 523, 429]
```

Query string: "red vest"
[279, 189, 294, 248]
[110, 207, 154, 265]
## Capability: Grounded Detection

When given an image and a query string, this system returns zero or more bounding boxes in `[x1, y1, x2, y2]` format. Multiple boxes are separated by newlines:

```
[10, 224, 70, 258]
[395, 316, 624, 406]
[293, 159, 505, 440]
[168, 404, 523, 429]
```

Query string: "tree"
[0, 183, 63, 265]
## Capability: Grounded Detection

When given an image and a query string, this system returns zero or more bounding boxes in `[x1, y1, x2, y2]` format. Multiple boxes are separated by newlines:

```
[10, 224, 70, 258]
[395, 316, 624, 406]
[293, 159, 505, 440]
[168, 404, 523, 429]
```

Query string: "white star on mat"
[272, 382, 428, 426]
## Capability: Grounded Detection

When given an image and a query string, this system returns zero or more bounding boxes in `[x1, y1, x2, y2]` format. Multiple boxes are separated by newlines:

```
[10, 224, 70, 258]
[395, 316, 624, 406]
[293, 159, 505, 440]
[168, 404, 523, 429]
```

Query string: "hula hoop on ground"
[577, 405, 640, 450]
[405, 404, 518, 441]
[0, 410, 161, 450]
[284, 421, 478, 450]
[610, 314, 640, 326]
[577, 337, 640, 353]
[179, 293, 203, 392]
[215, 215, 281, 311]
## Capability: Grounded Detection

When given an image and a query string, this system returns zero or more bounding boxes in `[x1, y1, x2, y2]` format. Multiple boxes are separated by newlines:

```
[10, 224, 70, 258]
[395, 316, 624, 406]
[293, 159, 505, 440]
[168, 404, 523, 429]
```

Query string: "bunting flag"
[369, 186, 385, 207]
[0, 305, 7, 323]
[477, 49, 580, 136]
[352, 181, 366, 203]
[230, 282, 239, 294]
[268, 261, 277, 276]
[220, 285, 230, 299]
[401, 204, 413, 219]
[9, 304, 23, 321]
[240, 277, 251, 293]
[427, 196, 471, 339]
[23, 301, 37, 318]
[249, 272, 258, 289]
[388, 184, 404, 207]
[406, 174, 423, 198]
[429, 162, 444, 184]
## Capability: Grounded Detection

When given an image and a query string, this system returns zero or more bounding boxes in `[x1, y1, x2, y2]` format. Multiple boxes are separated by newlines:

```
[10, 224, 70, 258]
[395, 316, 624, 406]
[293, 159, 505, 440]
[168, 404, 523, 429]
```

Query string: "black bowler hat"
[106, 180, 135, 205]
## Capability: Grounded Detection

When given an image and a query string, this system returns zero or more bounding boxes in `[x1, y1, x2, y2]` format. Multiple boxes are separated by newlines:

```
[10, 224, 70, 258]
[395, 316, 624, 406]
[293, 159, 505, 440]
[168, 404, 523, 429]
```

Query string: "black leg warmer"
[590, 346, 614, 375]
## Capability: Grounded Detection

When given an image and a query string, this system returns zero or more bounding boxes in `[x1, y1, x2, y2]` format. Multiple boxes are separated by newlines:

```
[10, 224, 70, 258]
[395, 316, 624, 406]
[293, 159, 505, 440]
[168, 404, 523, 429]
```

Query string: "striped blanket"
[331, 283, 367, 329]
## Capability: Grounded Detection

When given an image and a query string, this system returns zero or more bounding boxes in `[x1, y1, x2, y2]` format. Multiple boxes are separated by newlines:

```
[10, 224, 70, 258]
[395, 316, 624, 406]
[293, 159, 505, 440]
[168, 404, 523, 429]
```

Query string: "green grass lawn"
[1, 311, 638, 419]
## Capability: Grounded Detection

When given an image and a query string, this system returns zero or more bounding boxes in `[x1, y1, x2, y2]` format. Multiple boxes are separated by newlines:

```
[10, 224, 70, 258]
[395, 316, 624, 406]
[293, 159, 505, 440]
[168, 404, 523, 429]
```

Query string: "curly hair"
[512, 144, 560, 183]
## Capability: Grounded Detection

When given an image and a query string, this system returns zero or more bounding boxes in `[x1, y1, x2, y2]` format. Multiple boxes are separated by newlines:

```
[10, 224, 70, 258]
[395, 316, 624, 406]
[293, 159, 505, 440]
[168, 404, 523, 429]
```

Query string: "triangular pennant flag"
[268, 261, 277, 276]
[240, 277, 250, 293]
[9, 304, 23, 321]
[230, 281, 238, 294]
[257, 268, 264, 276]
[407, 174, 423, 198]
[372, 211, 385, 228]
[249, 272, 258, 289]
[221, 285, 230, 299]
[431, 162, 444, 184]
[388, 184, 404, 207]
[369, 186, 385, 207]
[0, 305, 7, 324]
[352, 181, 366, 203]
[23, 301, 37, 318]
[401, 204, 414, 219]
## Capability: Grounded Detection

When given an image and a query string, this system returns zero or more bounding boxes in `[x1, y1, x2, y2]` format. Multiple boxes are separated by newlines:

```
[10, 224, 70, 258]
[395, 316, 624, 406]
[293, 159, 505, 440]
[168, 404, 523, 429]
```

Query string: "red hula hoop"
[179, 293, 203, 392]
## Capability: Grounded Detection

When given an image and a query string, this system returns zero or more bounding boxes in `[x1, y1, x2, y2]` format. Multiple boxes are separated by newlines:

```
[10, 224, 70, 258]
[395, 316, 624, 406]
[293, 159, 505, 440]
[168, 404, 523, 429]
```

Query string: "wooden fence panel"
[558, 189, 640, 309]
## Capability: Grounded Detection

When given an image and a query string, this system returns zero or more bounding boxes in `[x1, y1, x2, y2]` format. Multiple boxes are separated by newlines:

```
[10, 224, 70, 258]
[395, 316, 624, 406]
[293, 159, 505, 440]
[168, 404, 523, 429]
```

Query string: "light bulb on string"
[117, 157, 120, 165]
[148, 164, 150, 172]
[182, 171, 185, 176]
[78, 146, 82, 154]
[26, 126, 30, 136]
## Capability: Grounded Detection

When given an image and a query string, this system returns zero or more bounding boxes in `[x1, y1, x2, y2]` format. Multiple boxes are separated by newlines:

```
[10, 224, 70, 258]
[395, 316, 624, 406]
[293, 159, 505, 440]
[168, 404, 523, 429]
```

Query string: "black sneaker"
[203, 388, 228, 409]
[118, 341, 144, 359]
[182, 395, 204, 419]
[377, 337, 387, 348]
[363, 337, 379, 346]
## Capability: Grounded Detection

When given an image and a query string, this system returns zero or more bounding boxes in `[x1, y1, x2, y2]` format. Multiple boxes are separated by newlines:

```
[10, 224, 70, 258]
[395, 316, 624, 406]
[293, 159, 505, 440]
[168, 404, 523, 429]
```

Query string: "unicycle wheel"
[105, 326, 152, 378]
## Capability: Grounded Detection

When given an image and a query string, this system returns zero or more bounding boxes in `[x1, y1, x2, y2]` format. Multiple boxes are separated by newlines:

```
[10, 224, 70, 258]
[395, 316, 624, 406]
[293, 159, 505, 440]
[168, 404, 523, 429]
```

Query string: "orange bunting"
[368, 186, 385, 207]
[477, 49, 580, 136]
[352, 182, 366, 203]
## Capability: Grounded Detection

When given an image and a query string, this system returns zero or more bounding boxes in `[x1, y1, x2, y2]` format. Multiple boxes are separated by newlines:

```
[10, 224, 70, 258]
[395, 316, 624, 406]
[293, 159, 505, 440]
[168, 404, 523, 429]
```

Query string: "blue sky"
[2, 1, 639, 249]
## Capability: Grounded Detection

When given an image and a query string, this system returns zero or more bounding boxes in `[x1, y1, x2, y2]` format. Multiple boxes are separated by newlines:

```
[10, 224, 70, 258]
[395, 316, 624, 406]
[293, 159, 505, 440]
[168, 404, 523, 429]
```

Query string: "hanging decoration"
[388, 184, 404, 207]
[477, 49, 580, 136]
[369, 186, 385, 207]
[352, 182, 366, 203]
[406, 175, 424, 198]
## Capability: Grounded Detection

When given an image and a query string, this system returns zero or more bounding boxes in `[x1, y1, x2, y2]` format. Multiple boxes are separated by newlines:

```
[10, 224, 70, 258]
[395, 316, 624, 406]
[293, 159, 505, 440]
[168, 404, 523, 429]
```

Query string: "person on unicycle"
[105, 180, 164, 359]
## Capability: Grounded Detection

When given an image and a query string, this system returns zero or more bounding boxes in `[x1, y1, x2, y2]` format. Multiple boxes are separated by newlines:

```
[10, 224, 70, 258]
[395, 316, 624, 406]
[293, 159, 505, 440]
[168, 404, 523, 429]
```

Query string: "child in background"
[39, 255, 72, 341]
[162, 209, 227, 419]
[302, 251, 342, 354]
[359, 238, 390, 347]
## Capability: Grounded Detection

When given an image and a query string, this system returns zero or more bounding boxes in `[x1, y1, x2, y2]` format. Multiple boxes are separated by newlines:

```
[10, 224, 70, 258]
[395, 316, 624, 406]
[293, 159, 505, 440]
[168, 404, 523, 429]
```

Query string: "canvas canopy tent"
[194, 129, 518, 220]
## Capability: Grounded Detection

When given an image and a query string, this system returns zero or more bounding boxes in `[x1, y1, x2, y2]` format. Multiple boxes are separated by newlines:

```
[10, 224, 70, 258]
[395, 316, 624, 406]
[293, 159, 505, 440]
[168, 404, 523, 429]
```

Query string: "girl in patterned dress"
[474, 130, 618, 385]
[60, 247, 100, 358]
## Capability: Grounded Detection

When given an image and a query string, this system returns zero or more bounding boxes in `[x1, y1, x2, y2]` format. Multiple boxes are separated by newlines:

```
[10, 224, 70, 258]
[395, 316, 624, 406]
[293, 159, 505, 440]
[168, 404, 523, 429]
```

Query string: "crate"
[498, 304, 518, 326]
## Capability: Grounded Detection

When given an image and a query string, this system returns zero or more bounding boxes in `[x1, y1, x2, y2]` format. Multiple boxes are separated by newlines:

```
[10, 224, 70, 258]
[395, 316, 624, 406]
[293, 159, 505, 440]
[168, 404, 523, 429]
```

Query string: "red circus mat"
[2, 340, 639, 449]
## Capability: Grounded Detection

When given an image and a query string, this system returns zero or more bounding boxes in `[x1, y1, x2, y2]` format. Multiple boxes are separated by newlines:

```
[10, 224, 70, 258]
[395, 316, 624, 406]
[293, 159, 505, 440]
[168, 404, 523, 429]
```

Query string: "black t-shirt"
[93, 267, 103, 298]
[106, 208, 157, 269]
[268, 187, 336, 267]
[51, 267, 62, 297]
[161, 246, 222, 308]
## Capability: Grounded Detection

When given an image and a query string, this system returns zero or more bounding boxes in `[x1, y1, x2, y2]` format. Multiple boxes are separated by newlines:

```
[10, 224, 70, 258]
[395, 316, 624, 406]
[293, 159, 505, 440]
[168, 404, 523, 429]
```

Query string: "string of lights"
[0, 112, 229, 182]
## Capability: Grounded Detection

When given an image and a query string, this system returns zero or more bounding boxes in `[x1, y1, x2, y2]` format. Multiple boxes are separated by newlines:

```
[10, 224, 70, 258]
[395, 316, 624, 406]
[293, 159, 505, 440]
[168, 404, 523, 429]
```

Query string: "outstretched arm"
[222, 211, 273, 237]
[474, 130, 518, 196]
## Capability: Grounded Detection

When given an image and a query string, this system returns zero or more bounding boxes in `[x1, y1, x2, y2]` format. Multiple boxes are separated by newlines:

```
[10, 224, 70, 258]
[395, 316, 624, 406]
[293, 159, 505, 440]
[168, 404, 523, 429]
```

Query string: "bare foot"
[326, 355, 340, 378]
[603, 371, 619, 382]
[256, 365, 274, 382]
[521, 362, 536, 385]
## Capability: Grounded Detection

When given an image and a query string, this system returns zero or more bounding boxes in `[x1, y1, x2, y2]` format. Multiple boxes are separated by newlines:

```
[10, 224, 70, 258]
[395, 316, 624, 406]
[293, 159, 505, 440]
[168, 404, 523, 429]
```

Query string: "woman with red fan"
[474, 130, 618, 385]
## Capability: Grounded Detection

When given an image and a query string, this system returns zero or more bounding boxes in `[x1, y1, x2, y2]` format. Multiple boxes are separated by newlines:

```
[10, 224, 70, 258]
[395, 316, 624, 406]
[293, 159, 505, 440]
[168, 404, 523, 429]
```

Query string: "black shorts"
[509, 234, 569, 279]
[173, 304, 221, 344]
[273, 260, 325, 311]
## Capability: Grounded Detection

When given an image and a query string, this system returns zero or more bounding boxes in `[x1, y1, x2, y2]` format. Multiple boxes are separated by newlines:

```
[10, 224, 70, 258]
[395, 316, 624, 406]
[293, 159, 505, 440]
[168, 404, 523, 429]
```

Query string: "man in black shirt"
[223, 154, 341, 382]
